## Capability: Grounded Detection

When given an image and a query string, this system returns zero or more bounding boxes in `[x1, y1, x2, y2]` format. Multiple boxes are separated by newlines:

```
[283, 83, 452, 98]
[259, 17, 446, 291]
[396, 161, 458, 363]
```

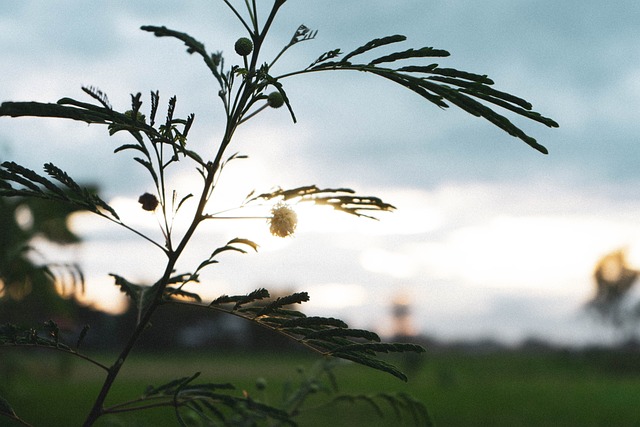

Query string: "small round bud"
[234, 37, 253, 56]
[267, 91, 285, 109]
[138, 193, 159, 211]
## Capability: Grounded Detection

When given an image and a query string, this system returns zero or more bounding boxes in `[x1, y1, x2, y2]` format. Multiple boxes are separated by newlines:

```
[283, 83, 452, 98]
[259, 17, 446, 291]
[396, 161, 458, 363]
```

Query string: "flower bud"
[267, 91, 285, 109]
[234, 37, 253, 56]
[138, 193, 159, 211]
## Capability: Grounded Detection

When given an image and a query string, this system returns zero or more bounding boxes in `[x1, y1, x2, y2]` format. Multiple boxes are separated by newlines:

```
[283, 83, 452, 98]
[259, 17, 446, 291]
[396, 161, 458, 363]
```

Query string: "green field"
[2, 347, 640, 426]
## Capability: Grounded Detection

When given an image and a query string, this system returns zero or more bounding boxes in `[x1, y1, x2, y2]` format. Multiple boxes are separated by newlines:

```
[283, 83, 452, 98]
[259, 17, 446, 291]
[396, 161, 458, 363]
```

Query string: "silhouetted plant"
[586, 249, 640, 339]
[0, 1, 556, 425]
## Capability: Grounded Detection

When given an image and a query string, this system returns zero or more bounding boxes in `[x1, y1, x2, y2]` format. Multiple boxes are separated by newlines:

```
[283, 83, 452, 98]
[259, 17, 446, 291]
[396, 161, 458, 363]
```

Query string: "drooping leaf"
[140, 26, 221, 80]
[139, 374, 295, 426]
[331, 351, 411, 382]
[264, 76, 297, 123]
[294, 35, 557, 152]
[111, 274, 160, 324]
[1, 161, 67, 198]
[207, 238, 259, 261]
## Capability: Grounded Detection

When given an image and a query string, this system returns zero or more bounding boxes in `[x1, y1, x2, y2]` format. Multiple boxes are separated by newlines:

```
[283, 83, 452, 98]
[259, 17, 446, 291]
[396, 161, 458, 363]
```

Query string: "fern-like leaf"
[137, 373, 295, 426]
[43, 163, 82, 193]
[210, 288, 271, 309]
[291, 35, 558, 153]
[308, 48, 342, 68]
[341, 34, 407, 63]
[0, 101, 111, 124]
[111, 274, 160, 324]
[255, 292, 310, 316]
[250, 185, 395, 219]
[198, 289, 425, 381]
[82, 86, 112, 110]
[164, 287, 202, 302]
[331, 392, 433, 426]
[370, 46, 450, 65]
[140, 26, 221, 80]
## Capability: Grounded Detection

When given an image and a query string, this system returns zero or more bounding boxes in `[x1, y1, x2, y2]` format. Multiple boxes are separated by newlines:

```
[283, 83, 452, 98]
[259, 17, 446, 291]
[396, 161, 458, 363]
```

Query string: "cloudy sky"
[2, 1, 640, 345]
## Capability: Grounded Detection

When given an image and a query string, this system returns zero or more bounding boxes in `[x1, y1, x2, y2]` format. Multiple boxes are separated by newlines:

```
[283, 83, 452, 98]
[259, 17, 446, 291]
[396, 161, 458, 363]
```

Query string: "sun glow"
[74, 275, 129, 315]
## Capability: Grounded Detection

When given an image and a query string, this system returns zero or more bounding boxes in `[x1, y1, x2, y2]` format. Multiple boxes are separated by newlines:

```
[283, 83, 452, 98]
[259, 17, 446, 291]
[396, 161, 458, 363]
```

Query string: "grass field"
[1, 347, 640, 426]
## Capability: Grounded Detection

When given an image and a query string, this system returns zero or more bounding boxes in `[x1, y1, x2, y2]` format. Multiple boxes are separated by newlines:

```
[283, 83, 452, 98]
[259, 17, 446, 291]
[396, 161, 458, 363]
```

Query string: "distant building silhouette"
[391, 293, 416, 337]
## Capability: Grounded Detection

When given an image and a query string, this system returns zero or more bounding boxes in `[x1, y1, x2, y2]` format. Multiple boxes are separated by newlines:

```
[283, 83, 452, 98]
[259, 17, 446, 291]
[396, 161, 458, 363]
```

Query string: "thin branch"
[4, 343, 109, 371]
[222, 0, 254, 35]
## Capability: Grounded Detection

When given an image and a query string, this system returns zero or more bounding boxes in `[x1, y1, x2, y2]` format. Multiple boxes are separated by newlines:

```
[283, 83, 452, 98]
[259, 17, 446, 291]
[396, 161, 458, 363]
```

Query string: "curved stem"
[5, 343, 109, 371]
[105, 215, 167, 254]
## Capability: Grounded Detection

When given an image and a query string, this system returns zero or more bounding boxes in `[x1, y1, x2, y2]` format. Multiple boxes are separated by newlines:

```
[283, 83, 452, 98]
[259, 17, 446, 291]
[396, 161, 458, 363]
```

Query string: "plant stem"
[82, 165, 217, 426]
[82, 3, 288, 423]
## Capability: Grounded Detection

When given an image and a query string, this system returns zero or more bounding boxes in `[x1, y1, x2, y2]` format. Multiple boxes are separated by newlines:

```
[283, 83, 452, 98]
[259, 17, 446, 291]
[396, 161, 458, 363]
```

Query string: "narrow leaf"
[370, 46, 450, 65]
[256, 292, 309, 316]
[282, 316, 348, 329]
[341, 35, 407, 63]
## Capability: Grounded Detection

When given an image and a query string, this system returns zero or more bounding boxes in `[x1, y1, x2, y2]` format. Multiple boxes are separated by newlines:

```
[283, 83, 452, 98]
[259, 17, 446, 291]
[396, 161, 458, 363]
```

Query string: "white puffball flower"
[268, 202, 298, 238]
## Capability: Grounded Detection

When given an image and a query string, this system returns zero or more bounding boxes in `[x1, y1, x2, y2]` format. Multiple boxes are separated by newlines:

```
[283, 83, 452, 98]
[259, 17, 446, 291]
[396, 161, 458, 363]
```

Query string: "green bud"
[267, 91, 285, 109]
[234, 37, 253, 56]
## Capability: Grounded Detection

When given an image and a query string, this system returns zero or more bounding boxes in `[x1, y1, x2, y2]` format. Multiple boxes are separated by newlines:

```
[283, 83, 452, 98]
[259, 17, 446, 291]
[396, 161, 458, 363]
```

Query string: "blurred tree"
[586, 249, 640, 338]
[0, 180, 85, 324]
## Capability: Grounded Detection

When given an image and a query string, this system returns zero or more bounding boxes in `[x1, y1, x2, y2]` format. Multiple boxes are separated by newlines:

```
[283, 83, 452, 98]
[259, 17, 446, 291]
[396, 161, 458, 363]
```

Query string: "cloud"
[3, 1, 640, 344]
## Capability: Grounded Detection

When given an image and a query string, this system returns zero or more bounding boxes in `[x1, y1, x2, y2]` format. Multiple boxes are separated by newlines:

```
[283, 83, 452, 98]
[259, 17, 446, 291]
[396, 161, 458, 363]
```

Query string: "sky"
[2, 1, 640, 346]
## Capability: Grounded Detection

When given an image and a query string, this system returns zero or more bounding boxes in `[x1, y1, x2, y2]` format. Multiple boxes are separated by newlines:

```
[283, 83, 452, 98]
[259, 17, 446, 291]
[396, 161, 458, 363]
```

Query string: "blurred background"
[1, 1, 640, 425]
